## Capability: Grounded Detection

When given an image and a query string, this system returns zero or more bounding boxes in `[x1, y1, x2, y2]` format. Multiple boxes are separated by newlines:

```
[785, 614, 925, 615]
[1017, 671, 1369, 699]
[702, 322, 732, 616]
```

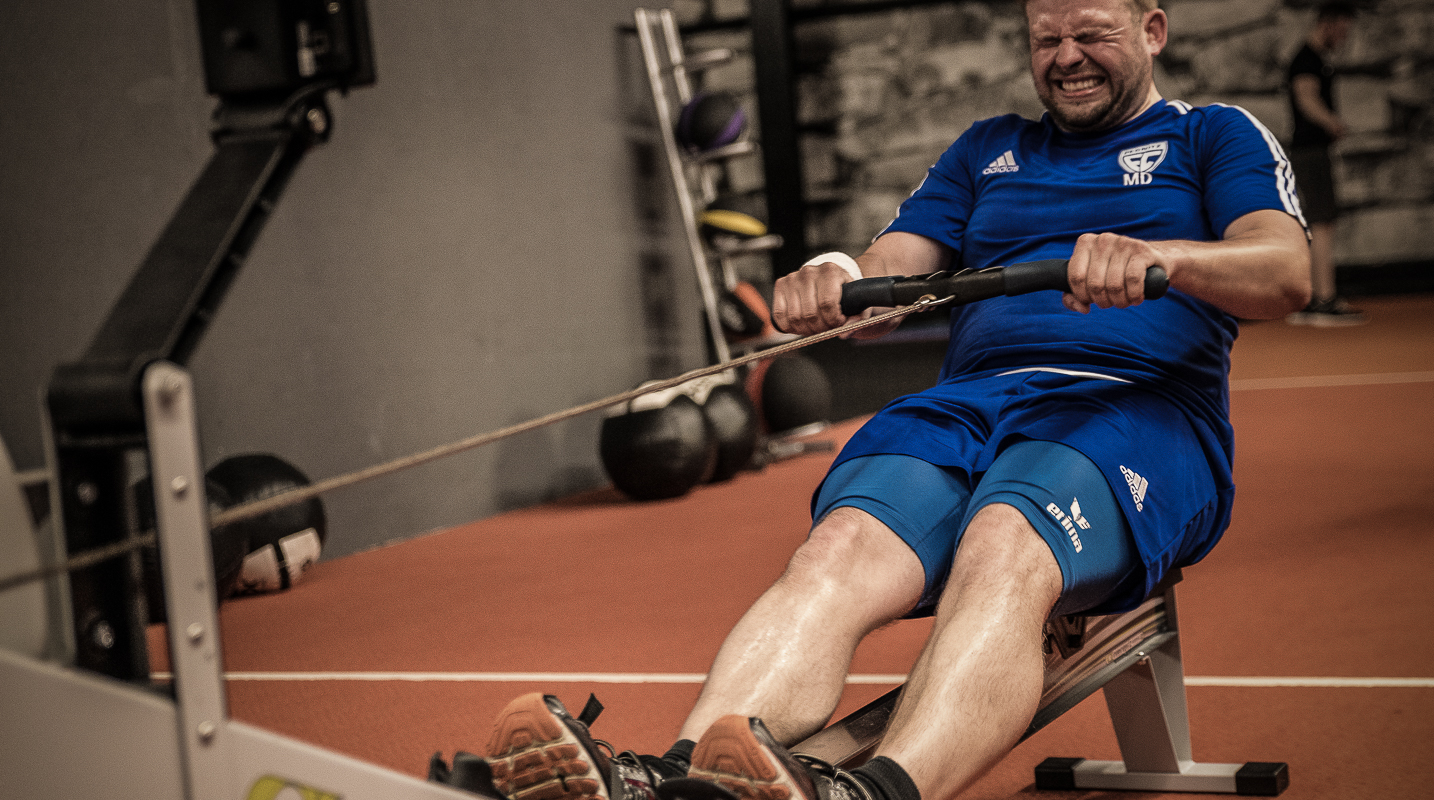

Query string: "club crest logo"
[1118, 141, 1168, 186]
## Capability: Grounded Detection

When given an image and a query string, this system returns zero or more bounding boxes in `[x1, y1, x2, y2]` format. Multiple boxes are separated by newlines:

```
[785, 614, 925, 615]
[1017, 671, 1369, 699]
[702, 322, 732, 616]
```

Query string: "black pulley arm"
[44, 90, 334, 682]
[48, 94, 333, 433]
[839, 259, 1170, 316]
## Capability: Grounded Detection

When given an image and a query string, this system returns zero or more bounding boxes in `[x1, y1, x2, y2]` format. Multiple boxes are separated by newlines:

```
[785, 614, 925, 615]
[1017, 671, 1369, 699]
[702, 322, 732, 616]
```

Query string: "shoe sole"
[688, 716, 807, 800]
[487, 693, 609, 800]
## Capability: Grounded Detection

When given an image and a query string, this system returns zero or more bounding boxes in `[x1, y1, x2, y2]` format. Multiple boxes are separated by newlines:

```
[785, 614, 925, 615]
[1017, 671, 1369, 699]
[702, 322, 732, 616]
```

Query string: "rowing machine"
[1, 362, 489, 800]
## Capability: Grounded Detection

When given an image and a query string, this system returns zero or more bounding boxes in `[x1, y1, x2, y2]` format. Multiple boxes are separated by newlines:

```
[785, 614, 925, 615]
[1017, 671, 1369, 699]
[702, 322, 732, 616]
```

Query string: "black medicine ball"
[207, 454, 326, 595]
[702, 382, 760, 482]
[676, 91, 747, 152]
[600, 393, 717, 501]
[747, 354, 833, 436]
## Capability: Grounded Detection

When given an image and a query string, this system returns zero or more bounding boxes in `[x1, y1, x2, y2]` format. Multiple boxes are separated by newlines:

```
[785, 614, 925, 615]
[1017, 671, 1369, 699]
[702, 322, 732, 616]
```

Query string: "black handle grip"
[838, 261, 1169, 315]
[1001, 259, 1168, 300]
[998, 259, 1073, 295]
[838, 276, 900, 316]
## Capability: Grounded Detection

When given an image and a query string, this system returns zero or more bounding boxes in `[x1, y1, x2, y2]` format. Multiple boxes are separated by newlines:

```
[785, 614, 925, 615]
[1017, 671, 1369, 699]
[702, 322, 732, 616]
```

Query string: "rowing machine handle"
[839, 259, 1169, 316]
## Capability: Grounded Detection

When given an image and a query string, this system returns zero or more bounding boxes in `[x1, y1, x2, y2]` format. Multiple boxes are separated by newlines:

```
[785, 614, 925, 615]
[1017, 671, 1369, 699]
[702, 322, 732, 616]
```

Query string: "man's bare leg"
[874, 503, 1064, 800]
[679, 506, 926, 745]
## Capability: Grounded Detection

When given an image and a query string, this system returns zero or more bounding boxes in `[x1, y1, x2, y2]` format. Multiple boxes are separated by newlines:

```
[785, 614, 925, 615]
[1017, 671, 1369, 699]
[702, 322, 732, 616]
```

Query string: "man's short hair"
[1316, 2, 1357, 22]
[1019, 0, 1159, 22]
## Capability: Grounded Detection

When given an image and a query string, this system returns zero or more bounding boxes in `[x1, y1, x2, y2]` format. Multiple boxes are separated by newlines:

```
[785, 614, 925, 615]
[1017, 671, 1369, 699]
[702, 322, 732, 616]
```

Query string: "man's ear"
[1145, 9, 1168, 56]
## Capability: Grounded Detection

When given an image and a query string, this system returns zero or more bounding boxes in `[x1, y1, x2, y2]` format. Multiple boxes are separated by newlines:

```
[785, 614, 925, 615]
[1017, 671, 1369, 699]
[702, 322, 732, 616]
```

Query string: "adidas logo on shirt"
[1120, 465, 1148, 511]
[982, 150, 1019, 175]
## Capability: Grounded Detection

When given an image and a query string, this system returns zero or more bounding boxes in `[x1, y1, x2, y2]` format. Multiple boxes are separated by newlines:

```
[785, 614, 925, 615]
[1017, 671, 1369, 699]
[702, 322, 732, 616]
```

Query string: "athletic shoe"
[1287, 297, 1367, 327]
[673, 715, 874, 800]
[485, 693, 681, 800]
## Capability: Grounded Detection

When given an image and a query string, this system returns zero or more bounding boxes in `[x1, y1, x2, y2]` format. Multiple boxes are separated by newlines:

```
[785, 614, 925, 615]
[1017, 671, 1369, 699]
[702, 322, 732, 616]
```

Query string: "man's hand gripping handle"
[839, 260, 1170, 316]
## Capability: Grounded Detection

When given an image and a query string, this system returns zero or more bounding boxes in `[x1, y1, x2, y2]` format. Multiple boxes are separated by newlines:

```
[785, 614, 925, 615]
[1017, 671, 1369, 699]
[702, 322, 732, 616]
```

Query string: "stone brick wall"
[677, 0, 1434, 283]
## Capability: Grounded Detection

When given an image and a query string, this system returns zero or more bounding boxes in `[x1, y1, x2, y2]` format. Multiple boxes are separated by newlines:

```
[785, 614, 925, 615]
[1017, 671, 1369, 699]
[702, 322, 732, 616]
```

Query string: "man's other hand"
[1064, 231, 1167, 313]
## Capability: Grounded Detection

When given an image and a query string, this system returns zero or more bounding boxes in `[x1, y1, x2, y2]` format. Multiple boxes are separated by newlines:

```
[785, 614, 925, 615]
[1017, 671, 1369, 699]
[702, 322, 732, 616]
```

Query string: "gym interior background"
[2, 0, 1432, 561]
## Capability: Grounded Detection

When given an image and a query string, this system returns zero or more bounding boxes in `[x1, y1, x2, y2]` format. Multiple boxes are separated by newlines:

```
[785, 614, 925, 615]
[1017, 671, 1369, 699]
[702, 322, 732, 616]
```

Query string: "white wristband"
[804, 251, 862, 282]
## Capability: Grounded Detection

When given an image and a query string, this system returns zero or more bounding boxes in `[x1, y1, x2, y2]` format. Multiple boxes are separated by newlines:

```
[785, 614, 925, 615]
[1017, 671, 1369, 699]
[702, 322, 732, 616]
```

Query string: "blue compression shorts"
[813, 441, 1143, 617]
[822, 369, 1231, 610]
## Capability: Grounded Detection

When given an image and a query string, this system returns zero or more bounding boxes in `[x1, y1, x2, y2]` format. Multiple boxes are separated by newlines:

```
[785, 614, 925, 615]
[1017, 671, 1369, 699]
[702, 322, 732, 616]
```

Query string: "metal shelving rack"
[634, 7, 784, 366]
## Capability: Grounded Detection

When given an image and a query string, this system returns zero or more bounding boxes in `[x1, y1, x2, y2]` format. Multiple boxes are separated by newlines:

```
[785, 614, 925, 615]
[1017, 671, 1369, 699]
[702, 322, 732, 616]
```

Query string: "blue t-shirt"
[879, 99, 1304, 462]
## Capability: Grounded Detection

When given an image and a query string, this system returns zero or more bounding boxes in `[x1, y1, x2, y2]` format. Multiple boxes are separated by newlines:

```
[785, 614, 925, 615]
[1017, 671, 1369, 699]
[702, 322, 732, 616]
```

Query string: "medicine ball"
[745, 354, 833, 436]
[206, 454, 326, 595]
[702, 380, 761, 482]
[600, 391, 717, 501]
[133, 475, 246, 623]
[699, 194, 767, 243]
[717, 284, 768, 339]
[676, 91, 746, 153]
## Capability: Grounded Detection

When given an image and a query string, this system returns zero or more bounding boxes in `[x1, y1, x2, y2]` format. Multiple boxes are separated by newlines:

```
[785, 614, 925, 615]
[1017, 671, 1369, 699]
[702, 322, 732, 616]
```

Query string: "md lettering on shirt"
[1119, 141, 1168, 186]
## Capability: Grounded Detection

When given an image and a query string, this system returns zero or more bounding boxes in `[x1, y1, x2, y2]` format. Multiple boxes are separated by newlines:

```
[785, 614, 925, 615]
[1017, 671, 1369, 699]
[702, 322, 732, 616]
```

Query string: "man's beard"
[1042, 92, 1117, 132]
[1038, 62, 1152, 133]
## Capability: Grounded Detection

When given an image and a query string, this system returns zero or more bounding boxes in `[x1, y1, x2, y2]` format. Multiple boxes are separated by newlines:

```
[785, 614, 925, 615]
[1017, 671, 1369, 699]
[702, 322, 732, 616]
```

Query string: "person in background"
[1285, 1, 1365, 326]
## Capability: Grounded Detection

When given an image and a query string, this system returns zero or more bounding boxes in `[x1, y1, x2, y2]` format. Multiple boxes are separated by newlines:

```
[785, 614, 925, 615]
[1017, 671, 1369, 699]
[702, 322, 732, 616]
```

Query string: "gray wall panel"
[0, 0, 706, 558]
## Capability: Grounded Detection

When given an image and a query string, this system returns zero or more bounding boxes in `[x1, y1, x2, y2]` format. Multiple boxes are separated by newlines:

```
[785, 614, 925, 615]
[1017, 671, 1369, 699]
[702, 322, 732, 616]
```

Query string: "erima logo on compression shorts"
[1045, 498, 1090, 553]
[1120, 465, 1148, 511]
[983, 150, 1019, 175]
[1118, 141, 1168, 186]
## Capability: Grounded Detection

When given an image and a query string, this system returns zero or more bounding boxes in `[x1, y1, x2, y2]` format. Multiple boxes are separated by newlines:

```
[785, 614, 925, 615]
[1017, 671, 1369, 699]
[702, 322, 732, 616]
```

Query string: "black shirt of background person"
[1288, 43, 1336, 148]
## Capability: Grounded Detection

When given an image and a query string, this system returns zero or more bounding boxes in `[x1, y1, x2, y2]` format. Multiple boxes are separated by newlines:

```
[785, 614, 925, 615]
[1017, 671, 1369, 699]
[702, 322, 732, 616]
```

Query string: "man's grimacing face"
[1025, 0, 1166, 133]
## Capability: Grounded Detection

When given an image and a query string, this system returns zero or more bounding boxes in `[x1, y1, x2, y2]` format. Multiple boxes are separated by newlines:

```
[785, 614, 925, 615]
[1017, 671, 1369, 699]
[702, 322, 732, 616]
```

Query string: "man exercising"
[473, 1, 1310, 800]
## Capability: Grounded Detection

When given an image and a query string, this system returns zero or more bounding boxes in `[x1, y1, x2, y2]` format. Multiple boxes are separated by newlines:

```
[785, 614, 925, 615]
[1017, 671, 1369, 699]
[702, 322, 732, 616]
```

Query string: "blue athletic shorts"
[813, 442, 1142, 617]
[815, 368, 1232, 612]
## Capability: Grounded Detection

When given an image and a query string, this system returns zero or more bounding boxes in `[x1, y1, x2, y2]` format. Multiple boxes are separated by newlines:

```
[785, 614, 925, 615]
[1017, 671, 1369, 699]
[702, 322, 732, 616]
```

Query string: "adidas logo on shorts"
[1120, 465, 1148, 511]
[982, 150, 1019, 175]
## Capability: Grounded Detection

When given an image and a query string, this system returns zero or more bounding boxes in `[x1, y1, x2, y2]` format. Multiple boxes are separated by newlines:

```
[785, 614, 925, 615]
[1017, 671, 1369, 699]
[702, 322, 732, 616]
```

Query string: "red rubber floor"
[151, 294, 1434, 799]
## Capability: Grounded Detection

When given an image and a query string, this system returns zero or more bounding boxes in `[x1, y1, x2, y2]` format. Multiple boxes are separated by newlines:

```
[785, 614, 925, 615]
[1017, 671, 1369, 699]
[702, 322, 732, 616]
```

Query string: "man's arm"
[1291, 74, 1346, 140]
[1065, 208, 1311, 319]
[772, 232, 952, 337]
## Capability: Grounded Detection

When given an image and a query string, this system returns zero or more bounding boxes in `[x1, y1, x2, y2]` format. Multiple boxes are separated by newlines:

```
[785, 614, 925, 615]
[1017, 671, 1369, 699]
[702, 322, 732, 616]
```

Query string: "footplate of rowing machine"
[793, 572, 1288, 796]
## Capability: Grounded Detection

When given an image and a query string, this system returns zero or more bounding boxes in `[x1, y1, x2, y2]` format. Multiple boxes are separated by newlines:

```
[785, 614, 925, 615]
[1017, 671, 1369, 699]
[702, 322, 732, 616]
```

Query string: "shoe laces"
[791, 755, 874, 800]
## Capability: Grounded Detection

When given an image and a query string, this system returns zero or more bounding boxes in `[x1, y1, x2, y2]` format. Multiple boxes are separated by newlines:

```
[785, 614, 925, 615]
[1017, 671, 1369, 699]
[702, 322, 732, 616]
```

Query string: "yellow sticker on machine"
[247, 775, 341, 800]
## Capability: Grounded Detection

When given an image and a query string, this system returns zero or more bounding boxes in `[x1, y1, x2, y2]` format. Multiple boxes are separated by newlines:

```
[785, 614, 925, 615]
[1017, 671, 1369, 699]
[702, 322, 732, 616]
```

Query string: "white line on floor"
[148, 671, 902, 684]
[147, 671, 1434, 688]
[1183, 676, 1434, 688]
[1230, 370, 1434, 391]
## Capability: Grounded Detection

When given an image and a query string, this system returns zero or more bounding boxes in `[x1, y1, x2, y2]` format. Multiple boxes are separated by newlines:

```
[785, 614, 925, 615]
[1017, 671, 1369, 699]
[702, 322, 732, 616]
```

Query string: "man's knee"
[781, 507, 924, 613]
[790, 506, 907, 578]
[949, 503, 1063, 604]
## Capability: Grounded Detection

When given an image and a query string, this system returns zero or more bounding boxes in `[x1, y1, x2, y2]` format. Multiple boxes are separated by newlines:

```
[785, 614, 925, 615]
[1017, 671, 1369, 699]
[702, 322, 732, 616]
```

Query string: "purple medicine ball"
[676, 91, 747, 152]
